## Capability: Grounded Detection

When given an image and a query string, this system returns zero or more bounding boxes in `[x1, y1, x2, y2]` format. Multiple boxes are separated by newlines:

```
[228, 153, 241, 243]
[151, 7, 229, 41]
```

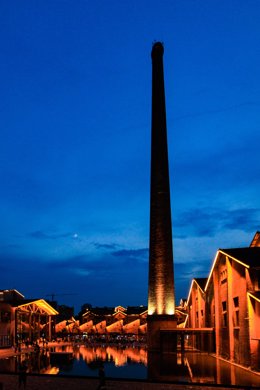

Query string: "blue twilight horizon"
[1, 1, 260, 312]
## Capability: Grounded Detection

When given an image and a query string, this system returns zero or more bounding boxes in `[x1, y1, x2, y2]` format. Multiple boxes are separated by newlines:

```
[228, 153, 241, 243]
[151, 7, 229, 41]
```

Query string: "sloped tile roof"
[220, 247, 260, 268]
[250, 231, 260, 247]
[194, 278, 208, 290]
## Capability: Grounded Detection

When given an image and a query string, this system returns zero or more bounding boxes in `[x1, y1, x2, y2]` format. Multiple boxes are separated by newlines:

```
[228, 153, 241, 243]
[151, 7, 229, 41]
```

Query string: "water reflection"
[1, 346, 260, 386]
[51, 344, 147, 367]
[148, 352, 260, 387]
[0, 345, 147, 379]
[0, 349, 59, 375]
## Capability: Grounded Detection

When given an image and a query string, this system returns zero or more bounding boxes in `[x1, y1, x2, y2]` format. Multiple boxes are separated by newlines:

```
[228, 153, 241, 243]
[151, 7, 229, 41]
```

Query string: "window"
[222, 301, 227, 327]
[234, 311, 239, 327]
[220, 269, 227, 284]
[0, 311, 10, 323]
[233, 296, 239, 327]
[223, 313, 227, 327]
[233, 296, 239, 307]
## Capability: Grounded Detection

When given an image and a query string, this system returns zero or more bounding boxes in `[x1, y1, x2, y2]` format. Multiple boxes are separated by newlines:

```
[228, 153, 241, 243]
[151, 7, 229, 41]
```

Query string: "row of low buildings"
[0, 290, 187, 348]
[56, 304, 187, 336]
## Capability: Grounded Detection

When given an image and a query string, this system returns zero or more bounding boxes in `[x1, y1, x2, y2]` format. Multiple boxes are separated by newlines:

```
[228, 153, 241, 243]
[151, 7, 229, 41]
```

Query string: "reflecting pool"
[1, 345, 260, 387]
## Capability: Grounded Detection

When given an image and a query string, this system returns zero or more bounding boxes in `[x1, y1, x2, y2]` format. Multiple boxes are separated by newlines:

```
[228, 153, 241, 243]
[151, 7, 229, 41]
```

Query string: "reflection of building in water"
[124, 346, 147, 364]
[186, 231, 260, 371]
[106, 346, 127, 366]
[42, 366, 59, 375]
[0, 289, 58, 347]
[49, 343, 147, 366]
[56, 345, 148, 367]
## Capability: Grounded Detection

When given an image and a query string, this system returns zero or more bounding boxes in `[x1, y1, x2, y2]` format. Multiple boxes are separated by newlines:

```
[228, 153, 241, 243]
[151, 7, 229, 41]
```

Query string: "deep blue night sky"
[1, 1, 260, 312]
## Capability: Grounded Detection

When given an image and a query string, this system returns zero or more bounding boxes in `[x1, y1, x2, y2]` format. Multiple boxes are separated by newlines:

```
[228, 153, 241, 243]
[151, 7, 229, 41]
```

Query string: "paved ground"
[0, 373, 257, 390]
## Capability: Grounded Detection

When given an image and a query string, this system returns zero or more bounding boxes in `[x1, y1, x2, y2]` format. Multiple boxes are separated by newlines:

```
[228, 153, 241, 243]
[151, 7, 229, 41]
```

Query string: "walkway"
[0, 373, 256, 390]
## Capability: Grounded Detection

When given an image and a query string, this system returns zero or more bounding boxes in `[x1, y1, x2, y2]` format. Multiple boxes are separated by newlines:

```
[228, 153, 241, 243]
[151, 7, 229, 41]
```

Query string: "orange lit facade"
[55, 317, 79, 334]
[186, 232, 260, 370]
[186, 278, 207, 329]
[0, 289, 58, 347]
[78, 305, 187, 336]
[80, 305, 148, 335]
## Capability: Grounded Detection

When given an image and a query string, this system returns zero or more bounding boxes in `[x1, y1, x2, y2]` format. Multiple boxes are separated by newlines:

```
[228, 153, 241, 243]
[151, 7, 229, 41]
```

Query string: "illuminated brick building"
[186, 232, 260, 370]
[0, 289, 58, 347]
[186, 278, 207, 329]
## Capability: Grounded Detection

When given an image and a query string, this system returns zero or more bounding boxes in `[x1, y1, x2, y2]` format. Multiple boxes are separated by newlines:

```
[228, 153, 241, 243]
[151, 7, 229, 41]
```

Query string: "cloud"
[223, 209, 260, 232]
[0, 246, 208, 310]
[45, 255, 103, 275]
[93, 242, 118, 250]
[48, 253, 124, 278]
[174, 260, 210, 301]
[175, 207, 260, 238]
[175, 260, 209, 279]
[29, 230, 73, 240]
[175, 208, 219, 237]
[58, 248, 147, 277]
[172, 132, 260, 197]
[111, 248, 148, 261]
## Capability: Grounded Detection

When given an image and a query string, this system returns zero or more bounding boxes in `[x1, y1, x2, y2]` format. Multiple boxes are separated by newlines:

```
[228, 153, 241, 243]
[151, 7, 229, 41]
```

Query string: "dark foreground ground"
[0, 374, 259, 390]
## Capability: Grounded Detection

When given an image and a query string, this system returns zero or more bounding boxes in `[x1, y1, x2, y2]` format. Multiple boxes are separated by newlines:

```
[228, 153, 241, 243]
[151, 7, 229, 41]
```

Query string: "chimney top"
[151, 42, 164, 59]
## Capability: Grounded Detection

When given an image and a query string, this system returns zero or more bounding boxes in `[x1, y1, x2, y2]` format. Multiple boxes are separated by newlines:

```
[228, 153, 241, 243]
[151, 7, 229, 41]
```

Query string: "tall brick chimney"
[147, 42, 177, 353]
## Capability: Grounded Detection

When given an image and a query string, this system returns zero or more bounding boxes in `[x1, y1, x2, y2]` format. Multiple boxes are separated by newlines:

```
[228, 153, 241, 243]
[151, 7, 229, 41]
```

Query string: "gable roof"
[250, 232, 260, 247]
[194, 278, 208, 290]
[187, 277, 207, 305]
[17, 299, 58, 315]
[219, 247, 260, 268]
[115, 305, 126, 312]
[205, 247, 260, 291]
[0, 289, 25, 302]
